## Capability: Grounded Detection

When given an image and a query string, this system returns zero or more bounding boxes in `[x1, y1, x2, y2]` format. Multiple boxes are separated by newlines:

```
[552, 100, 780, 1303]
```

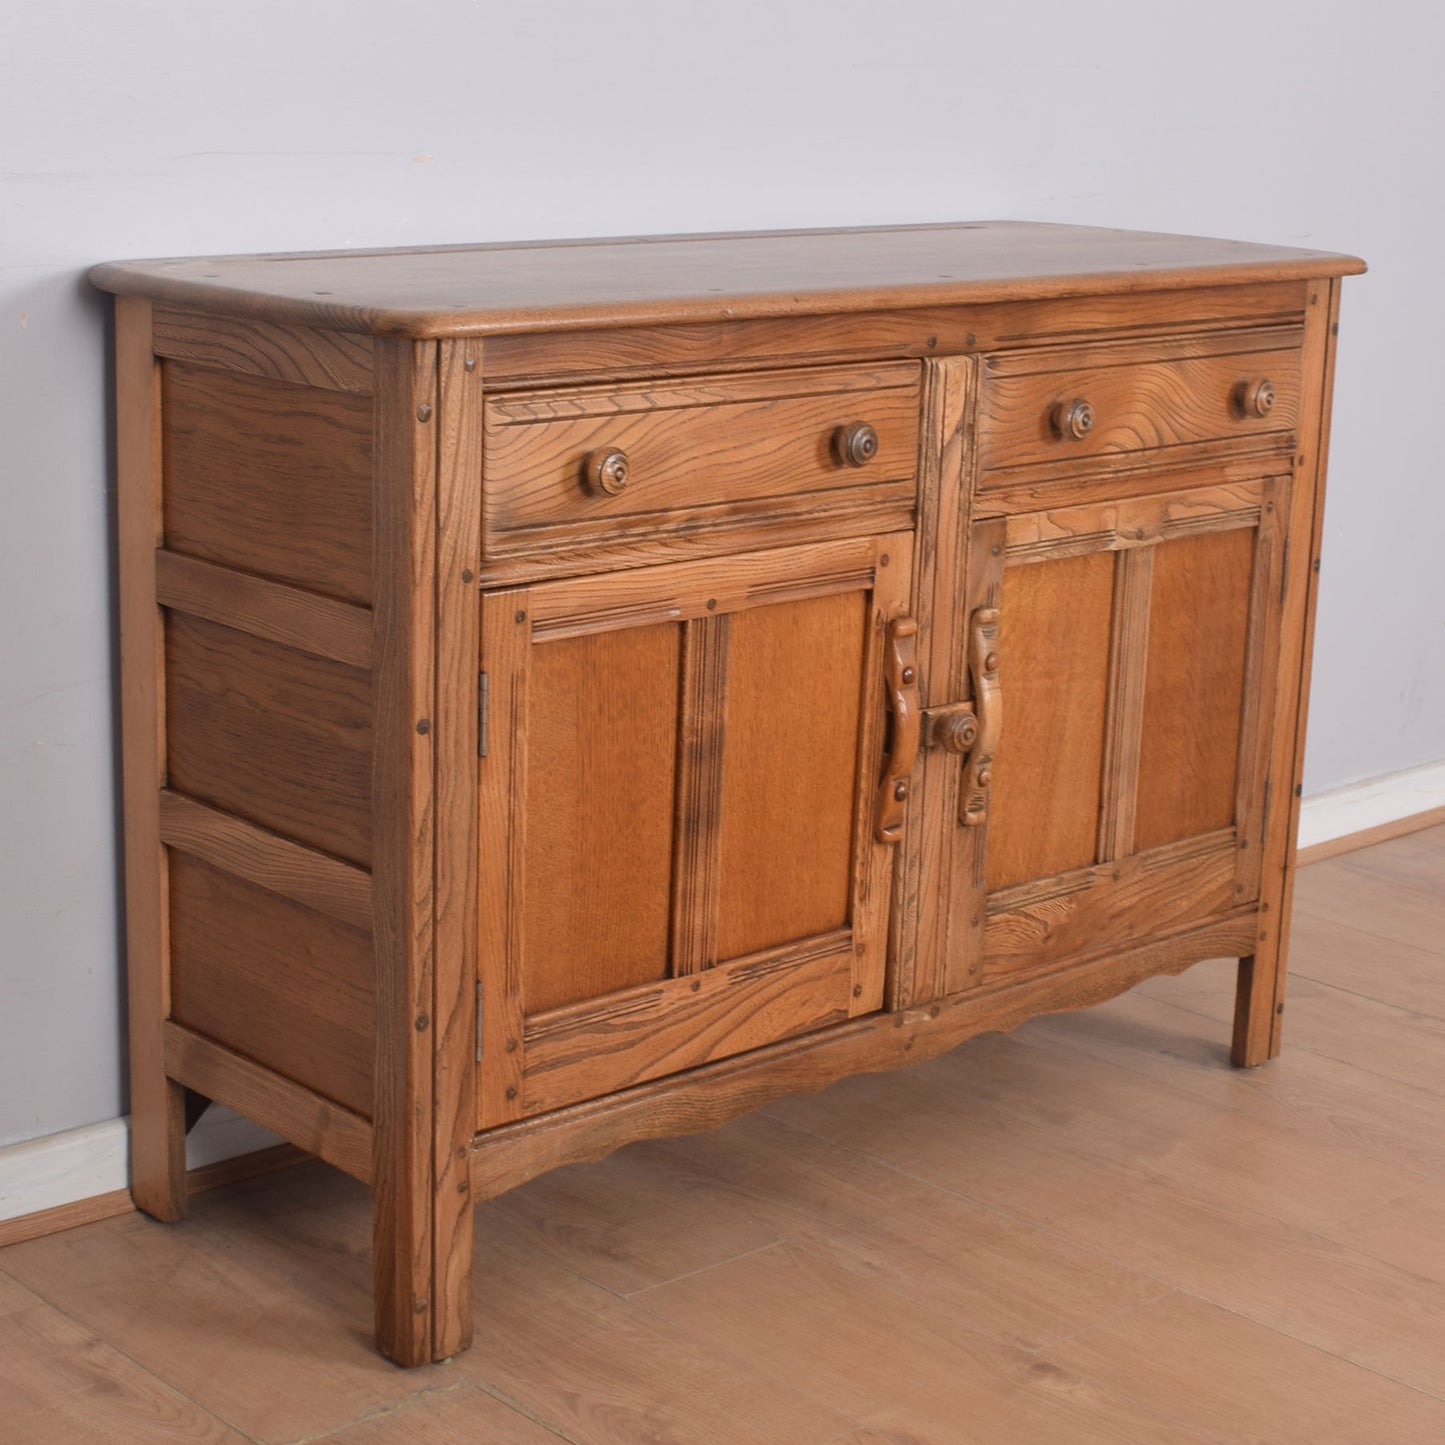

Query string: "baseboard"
[0, 1105, 284, 1233]
[1297, 758, 1445, 863]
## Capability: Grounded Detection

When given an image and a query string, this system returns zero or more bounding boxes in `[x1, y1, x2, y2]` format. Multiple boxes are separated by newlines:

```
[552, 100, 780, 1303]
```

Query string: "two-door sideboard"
[92, 222, 1364, 1365]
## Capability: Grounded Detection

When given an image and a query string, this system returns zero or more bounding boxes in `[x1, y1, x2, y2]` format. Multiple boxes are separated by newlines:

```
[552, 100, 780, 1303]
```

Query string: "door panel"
[909, 476, 1287, 998]
[478, 533, 912, 1125]
[985, 550, 1115, 891]
[716, 590, 867, 959]
[1134, 527, 1255, 850]
[522, 624, 681, 1013]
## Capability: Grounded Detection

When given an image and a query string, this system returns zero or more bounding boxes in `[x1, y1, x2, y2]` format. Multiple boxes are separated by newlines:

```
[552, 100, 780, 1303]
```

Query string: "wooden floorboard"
[2, 825, 1443, 1442]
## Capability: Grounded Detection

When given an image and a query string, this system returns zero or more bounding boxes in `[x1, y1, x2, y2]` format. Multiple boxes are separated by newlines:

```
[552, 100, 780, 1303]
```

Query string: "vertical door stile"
[1097, 545, 1156, 864]
[850, 533, 916, 1014]
[941, 513, 1006, 998]
[670, 613, 731, 977]
[476, 590, 530, 1128]
[1233, 473, 1291, 903]
[890, 356, 974, 1010]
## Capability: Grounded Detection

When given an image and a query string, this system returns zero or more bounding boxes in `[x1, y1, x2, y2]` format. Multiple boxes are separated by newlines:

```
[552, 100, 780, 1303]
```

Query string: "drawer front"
[482, 363, 920, 572]
[975, 326, 1302, 485]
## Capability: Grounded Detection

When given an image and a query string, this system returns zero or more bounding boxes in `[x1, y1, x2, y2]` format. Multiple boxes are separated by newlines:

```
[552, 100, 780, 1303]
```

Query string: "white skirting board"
[1295, 758, 1445, 851]
[3, 757, 1442, 1228]
[0, 1107, 283, 1224]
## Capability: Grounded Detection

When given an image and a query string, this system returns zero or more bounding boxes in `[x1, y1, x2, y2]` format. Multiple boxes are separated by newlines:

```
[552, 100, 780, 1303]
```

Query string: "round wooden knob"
[1052, 398, 1094, 441]
[583, 448, 630, 496]
[1241, 379, 1276, 419]
[936, 712, 979, 755]
[835, 422, 880, 467]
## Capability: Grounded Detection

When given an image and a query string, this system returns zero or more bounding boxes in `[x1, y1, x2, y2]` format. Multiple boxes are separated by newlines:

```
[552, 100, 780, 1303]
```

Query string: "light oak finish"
[161, 360, 375, 605]
[91, 221, 1362, 335]
[115, 297, 188, 1226]
[154, 548, 374, 669]
[163, 1025, 371, 1183]
[3, 831, 1442, 1442]
[93, 222, 1361, 1366]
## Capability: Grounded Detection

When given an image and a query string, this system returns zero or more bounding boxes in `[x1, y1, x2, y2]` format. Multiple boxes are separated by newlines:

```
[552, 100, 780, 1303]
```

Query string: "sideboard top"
[90, 221, 1365, 339]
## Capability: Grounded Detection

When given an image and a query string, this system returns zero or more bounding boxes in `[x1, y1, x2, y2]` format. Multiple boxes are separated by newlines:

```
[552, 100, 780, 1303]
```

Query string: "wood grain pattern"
[1134, 526, 1256, 850]
[98, 227, 1362, 1372]
[1096, 546, 1154, 861]
[890, 357, 975, 1008]
[477, 482, 915, 586]
[13, 830, 1444, 1441]
[524, 531, 893, 640]
[159, 789, 371, 929]
[165, 611, 373, 866]
[155, 547, 373, 668]
[476, 590, 531, 1130]
[521, 624, 681, 1013]
[480, 281, 1310, 384]
[470, 912, 1256, 1203]
[483, 364, 920, 558]
[715, 590, 867, 960]
[521, 938, 856, 1115]
[0, 1273, 246, 1443]
[89, 221, 1362, 337]
[985, 549, 1115, 890]
[161, 361, 374, 604]
[163, 1023, 372, 1184]
[168, 853, 375, 1116]
[670, 615, 730, 976]
[114, 297, 188, 1224]
[430, 338, 485, 1359]
[369, 338, 439, 1366]
[153, 306, 374, 391]
[975, 333, 1302, 479]
[983, 835, 1240, 980]
[1234, 281, 1343, 1065]
[1000, 479, 1265, 563]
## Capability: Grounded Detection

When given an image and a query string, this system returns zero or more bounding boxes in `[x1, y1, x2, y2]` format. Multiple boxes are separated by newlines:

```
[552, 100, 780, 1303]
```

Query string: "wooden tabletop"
[90, 221, 1365, 338]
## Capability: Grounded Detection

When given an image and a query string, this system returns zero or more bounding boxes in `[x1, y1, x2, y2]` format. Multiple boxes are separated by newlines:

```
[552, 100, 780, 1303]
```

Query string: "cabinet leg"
[129, 1072, 188, 1222]
[372, 1159, 472, 1367]
[1231, 952, 1281, 1068]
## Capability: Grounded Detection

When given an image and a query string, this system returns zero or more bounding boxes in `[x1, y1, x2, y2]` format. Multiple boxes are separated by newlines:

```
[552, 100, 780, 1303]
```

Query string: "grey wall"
[3, 0, 1440, 1148]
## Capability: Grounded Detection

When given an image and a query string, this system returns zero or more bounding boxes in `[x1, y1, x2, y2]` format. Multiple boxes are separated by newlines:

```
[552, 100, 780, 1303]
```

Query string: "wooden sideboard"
[92, 222, 1364, 1365]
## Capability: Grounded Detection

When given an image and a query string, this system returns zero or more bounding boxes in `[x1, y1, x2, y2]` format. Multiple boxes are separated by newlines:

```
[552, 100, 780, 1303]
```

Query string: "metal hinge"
[477, 671, 489, 758]
[475, 981, 484, 1063]
[1280, 538, 1291, 605]
[1262, 777, 1272, 833]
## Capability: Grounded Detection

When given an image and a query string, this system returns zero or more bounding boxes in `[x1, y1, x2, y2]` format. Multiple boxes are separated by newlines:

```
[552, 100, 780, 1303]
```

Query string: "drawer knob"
[583, 448, 630, 496]
[835, 421, 880, 468]
[1240, 378, 1276, 419]
[1051, 398, 1095, 441]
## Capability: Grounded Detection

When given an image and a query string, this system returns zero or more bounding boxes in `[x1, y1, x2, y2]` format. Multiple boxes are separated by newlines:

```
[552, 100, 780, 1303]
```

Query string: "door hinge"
[1280, 538, 1291, 605]
[475, 980, 484, 1063]
[1262, 777, 1272, 833]
[477, 671, 489, 758]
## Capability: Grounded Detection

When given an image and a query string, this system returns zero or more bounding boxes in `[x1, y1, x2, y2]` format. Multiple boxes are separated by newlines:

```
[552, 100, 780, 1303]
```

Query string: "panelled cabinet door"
[476, 533, 914, 1125]
[939, 474, 1289, 994]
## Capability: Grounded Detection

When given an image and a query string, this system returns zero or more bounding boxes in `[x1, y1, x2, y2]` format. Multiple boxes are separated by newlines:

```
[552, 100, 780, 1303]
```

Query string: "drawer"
[974, 325, 1303, 485]
[482, 363, 920, 573]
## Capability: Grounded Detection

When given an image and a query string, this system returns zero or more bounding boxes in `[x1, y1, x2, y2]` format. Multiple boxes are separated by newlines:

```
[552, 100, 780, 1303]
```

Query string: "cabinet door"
[476, 533, 913, 1124]
[917, 475, 1287, 996]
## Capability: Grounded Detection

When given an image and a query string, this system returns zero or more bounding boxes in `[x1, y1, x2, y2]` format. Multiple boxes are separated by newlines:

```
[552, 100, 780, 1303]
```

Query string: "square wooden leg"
[1232, 950, 1282, 1068]
[129, 1071, 188, 1222]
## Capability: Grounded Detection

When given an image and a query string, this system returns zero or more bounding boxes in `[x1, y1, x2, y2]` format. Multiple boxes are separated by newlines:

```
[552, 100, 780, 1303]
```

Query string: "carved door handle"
[960, 607, 1001, 827]
[875, 617, 920, 844]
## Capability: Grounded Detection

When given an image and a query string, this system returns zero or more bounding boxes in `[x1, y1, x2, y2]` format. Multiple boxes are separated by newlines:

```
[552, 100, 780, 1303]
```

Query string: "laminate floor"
[3, 826, 1443, 1443]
